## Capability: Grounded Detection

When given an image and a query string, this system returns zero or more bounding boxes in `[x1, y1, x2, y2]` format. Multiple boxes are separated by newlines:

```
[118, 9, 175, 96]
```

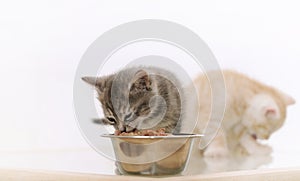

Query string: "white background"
[0, 0, 299, 174]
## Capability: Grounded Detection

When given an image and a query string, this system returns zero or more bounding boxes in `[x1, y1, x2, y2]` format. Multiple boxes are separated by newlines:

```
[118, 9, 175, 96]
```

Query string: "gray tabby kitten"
[82, 67, 183, 133]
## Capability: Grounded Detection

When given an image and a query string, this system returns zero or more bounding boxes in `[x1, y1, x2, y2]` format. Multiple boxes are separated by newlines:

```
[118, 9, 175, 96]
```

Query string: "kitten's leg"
[240, 133, 272, 155]
[203, 129, 229, 157]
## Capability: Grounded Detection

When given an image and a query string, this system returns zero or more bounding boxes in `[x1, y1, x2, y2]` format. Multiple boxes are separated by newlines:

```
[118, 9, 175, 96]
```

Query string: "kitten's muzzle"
[118, 121, 137, 133]
[125, 126, 136, 132]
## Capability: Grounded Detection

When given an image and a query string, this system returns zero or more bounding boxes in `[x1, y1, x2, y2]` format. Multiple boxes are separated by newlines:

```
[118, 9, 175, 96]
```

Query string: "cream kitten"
[182, 70, 295, 157]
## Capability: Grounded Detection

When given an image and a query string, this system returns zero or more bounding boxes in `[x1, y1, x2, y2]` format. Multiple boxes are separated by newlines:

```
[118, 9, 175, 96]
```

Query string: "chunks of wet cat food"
[114, 128, 168, 136]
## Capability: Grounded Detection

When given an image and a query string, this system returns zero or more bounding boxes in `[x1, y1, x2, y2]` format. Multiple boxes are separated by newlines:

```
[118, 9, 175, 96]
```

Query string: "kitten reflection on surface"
[184, 149, 273, 175]
[182, 70, 295, 157]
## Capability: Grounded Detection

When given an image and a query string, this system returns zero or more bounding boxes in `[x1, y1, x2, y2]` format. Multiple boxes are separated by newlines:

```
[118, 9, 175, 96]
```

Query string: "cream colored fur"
[182, 70, 295, 157]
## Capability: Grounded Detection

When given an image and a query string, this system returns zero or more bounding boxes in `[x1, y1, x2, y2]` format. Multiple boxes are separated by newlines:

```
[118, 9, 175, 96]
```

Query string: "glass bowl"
[102, 133, 202, 175]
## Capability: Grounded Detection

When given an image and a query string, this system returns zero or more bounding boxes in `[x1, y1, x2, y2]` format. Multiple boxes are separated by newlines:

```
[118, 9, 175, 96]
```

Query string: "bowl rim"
[101, 133, 203, 139]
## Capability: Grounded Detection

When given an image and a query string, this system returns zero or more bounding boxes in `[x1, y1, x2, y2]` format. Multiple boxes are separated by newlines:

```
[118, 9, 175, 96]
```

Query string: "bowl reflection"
[102, 134, 202, 175]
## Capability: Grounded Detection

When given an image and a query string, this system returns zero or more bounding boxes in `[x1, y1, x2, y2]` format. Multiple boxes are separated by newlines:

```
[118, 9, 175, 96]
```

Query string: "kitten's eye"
[106, 117, 116, 124]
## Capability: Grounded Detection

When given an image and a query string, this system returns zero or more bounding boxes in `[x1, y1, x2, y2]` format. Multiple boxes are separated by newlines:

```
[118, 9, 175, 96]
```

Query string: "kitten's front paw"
[203, 146, 229, 157]
[245, 144, 273, 155]
[257, 145, 273, 155]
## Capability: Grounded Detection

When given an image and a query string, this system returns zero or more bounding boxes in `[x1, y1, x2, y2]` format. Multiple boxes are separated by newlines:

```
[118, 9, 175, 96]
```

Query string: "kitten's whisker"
[92, 118, 105, 124]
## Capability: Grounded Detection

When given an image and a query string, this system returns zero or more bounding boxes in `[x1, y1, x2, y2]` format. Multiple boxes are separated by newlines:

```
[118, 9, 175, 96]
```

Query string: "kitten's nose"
[118, 124, 125, 132]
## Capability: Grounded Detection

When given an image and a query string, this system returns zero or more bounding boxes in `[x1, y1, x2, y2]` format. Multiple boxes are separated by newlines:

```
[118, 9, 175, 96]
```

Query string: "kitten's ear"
[283, 94, 296, 106]
[280, 91, 295, 106]
[82, 76, 105, 92]
[82, 76, 97, 86]
[133, 69, 152, 91]
[264, 107, 279, 120]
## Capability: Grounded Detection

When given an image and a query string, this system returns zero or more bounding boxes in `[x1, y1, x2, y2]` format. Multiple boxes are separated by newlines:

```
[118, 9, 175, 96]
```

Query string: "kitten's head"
[242, 92, 295, 140]
[82, 69, 157, 132]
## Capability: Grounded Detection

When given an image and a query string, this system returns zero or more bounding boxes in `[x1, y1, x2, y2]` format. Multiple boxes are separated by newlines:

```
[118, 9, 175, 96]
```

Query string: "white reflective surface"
[1, 0, 300, 176]
[1, 146, 300, 175]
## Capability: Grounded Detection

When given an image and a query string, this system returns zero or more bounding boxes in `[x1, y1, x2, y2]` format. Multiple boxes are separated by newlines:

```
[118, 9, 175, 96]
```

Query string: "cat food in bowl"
[114, 128, 168, 136]
[102, 131, 202, 175]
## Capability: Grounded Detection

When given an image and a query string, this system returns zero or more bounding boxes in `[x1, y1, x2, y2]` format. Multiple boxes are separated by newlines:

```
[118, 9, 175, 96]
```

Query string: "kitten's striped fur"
[82, 67, 184, 133]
